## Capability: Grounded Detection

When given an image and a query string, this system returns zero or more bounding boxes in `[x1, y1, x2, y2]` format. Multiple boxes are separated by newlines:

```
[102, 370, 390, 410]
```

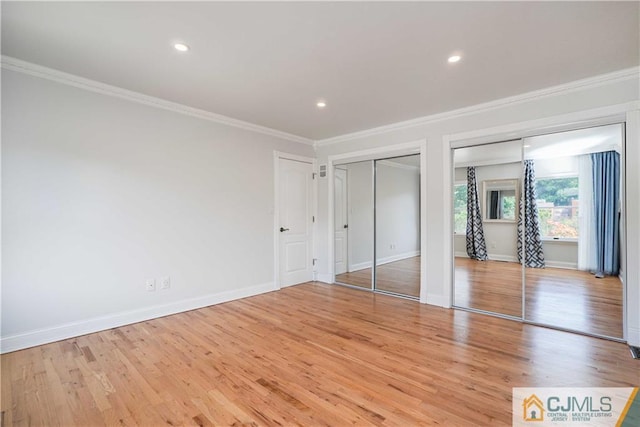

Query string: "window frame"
[534, 174, 579, 242]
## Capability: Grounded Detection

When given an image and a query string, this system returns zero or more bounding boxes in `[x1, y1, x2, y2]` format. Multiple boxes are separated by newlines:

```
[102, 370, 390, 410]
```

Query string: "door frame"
[443, 100, 640, 343]
[327, 139, 428, 303]
[334, 167, 348, 275]
[273, 151, 317, 290]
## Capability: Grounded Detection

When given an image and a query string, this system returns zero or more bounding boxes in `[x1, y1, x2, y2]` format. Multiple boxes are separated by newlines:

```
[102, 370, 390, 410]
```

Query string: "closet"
[452, 124, 625, 339]
[333, 155, 421, 299]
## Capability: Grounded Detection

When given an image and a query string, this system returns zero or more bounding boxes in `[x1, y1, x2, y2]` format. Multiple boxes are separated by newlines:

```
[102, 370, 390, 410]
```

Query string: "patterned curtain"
[592, 151, 620, 277]
[466, 167, 488, 260]
[518, 160, 545, 268]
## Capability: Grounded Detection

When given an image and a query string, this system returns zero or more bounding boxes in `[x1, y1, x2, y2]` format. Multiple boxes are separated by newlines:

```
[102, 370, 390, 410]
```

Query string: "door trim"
[334, 167, 348, 275]
[273, 151, 317, 289]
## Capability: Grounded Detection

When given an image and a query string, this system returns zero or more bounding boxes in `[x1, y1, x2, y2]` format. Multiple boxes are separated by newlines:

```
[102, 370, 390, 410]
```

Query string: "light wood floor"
[455, 257, 624, 338]
[2, 283, 637, 426]
[335, 256, 420, 297]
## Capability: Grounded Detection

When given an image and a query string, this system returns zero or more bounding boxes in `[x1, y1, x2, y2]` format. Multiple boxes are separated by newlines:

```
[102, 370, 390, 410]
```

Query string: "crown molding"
[1, 55, 314, 146]
[314, 66, 640, 148]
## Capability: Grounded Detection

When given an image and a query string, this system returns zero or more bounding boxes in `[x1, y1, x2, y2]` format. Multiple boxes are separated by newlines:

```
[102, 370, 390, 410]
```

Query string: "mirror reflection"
[483, 179, 517, 221]
[334, 161, 373, 289]
[374, 155, 421, 298]
[523, 124, 624, 338]
[452, 123, 624, 339]
[453, 140, 523, 317]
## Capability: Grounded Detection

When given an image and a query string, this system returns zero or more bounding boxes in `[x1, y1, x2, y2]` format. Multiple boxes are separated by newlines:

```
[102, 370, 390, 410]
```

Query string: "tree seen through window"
[535, 176, 579, 238]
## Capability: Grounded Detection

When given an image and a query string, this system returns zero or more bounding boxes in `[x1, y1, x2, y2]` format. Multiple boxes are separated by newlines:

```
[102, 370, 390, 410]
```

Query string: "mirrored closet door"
[374, 155, 421, 298]
[452, 140, 524, 318]
[522, 124, 624, 339]
[452, 123, 625, 340]
[333, 154, 421, 299]
[334, 161, 374, 290]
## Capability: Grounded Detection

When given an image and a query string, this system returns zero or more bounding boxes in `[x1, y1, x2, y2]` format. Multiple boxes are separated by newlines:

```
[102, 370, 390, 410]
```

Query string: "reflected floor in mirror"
[335, 269, 372, 289]
[335, 256, 420, 298]
[454, 258, 522, 317]
[455, 257, 623, 338]
[525, 267, 623, 338]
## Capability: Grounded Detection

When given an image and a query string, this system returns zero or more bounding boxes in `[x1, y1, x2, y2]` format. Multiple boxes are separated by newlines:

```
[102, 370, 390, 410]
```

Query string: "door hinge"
[312, 215, 315, 223]
[312, 173, 317, 180]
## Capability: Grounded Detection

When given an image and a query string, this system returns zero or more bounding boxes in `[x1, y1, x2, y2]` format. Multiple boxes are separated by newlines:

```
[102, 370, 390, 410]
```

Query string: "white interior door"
[279, 158, 313, 287]
[334, 168, 348, 275]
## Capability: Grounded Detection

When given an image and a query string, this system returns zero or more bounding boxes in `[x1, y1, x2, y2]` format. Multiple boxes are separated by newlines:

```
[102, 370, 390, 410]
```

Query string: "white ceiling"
[2, 2, 638, 141]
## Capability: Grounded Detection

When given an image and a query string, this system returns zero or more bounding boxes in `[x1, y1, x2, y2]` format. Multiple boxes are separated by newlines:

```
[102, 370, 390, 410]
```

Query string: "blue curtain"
[592, 151, 620, 277]
[466, 167, 488, 260]
[518, 160, 545, 268]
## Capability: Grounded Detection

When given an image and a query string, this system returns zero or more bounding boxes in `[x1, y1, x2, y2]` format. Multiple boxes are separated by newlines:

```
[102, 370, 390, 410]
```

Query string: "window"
[535, 176, 579, 239]
[454, 183, 467, 234]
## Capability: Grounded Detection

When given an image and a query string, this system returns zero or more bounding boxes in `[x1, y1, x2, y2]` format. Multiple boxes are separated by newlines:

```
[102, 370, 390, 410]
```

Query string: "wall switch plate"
[145, 278, 156, 291]
[160, 276, 170, 290]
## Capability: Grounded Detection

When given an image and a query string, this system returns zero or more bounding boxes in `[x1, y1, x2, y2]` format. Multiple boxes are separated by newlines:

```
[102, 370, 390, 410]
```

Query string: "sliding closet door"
[523, 124, 625, 338]
[452, 140, 523, 318]
[334, 161, 374, 289]
[374, 155, 420, 298]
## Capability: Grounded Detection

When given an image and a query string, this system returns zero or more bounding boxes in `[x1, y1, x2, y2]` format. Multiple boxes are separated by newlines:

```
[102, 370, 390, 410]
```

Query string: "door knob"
[344, 224, 348, 229]
[280, 227, 289, 232]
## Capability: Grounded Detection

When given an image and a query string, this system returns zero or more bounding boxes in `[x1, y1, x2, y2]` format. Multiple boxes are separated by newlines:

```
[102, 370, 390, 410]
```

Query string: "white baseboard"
[455, 252, 518, 263]
[545, 261, 578, 270]
[376, 250, 420, 266]
[0, 281, 276, 354]
[316, 273, 332, 284]
[348, 261, 372, 272]
[628, 327, 640, 347]
[490, 254, 518, 263]
[455, 251, 577, 269]
[425, 294, 450, 308]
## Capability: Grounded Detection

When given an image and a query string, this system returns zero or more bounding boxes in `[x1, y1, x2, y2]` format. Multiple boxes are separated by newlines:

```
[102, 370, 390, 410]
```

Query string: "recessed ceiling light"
[174, 43, 190, 52]
[448, 55, 461, 63]
[316, 101, 327, 108]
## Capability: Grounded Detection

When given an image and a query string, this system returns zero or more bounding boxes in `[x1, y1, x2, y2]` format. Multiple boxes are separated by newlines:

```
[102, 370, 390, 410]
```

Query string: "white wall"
[346, 161, 373, 270]
[1, 70, 314, 351]
[3, 62, 639, 350]
[315, 70, 640, 345]
[375, 160, 420, 262]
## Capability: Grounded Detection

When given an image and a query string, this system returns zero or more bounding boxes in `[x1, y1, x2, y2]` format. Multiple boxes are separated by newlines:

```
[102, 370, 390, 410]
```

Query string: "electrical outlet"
[160, 276, 170, 290]
[145, 278, 156, 292]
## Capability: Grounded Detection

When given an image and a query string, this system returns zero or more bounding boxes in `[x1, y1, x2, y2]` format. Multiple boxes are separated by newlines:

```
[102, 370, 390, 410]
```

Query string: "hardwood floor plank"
[335, 256, 420, 297]
[455, 257, 623, 337]
[2, 283, 638, 426]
